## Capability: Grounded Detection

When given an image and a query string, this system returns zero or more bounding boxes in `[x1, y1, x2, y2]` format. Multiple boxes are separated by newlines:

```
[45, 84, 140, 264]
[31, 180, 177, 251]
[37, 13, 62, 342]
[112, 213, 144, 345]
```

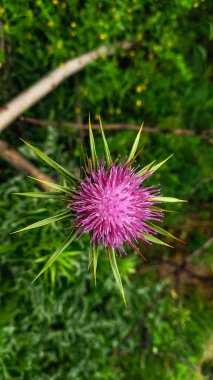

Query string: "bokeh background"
[0, 0, 213, 379]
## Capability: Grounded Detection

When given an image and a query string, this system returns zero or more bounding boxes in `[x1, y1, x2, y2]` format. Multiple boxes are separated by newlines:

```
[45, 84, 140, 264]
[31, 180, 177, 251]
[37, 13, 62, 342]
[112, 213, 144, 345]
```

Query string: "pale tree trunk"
[0, 42, 132, 132]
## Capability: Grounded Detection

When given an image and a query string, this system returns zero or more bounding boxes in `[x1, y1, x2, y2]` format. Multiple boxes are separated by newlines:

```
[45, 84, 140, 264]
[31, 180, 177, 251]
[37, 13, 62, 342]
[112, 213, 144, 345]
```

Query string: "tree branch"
[0, 41, 132, 132]
[188, 176, 213, 199]
[19, 117, 213, 144]
[0, 140, 53, 190]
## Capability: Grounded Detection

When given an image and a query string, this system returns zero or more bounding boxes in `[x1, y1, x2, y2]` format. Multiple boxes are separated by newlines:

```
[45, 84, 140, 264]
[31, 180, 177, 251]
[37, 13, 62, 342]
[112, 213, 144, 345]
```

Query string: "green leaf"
[12, 192, 66, 200]
[12, 210, 71, 233]
[21, 139, 78, 183]
[152, 196, 187, 203]
[32, 230, 76, 283]
[149, 154, 173, 174]
[128, 123, 143, 162]
[28, 176, 74, 194]
[88, 114, 98, 170]
[141, 233, 173, 247]
[99, 116, 112, 167]
[148, 222, 183, 242]
[108, 248, 127, 306]
[92, 244, 98, 286]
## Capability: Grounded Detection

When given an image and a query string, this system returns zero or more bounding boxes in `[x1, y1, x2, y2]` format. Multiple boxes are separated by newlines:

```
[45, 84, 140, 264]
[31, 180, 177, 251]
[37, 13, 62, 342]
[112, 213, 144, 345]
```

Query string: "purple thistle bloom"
[69, 161, 163, 254]
[16, 122, 184, 302]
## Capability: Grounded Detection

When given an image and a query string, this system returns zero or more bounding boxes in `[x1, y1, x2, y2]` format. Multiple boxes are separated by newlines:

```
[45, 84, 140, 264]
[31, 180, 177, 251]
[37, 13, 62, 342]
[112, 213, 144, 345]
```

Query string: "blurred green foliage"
[0, 177, 212, 379]
[0, 0, 213, 379]
[1, 0, 213, 127]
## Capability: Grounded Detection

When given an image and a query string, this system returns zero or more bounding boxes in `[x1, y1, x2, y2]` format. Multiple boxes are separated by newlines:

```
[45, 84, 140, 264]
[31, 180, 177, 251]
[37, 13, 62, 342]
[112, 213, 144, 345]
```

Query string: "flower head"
[14, 119, 185, 304]
[70, 162, 162, 254]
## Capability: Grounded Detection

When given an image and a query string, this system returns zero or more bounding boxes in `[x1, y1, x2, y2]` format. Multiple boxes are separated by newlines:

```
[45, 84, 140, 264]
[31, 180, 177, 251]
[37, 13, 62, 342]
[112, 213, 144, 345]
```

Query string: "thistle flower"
[70, 163, 162, 253]
[13, 118, 185, 304]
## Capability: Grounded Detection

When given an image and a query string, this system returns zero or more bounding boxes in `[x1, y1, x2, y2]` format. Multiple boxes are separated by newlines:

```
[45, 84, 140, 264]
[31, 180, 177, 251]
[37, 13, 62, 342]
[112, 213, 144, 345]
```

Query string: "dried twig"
[188, 176, 213, 198]
[19, 116, 213, 144]
[0, 18, 4, 58]
[186, 237, 213, 263]
[0, 42, 132, 132]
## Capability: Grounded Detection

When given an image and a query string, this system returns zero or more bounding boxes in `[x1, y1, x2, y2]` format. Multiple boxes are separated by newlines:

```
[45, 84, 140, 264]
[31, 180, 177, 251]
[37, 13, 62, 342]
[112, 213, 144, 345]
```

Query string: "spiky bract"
[14, 120, 185, 304]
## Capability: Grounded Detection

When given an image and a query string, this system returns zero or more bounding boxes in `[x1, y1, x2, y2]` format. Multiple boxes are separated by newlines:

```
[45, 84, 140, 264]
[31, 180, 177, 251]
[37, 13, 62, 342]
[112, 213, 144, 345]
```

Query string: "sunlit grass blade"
[35, 251, 81, 263]
[141, 233, 173, 247]
[12, 210, 71, 233]
[88, 114, 98, 170]
[99, 116, 112, 167]
[62, 177, 67, 188]
[32, 230, 76, 283]
[148, 222, 184, 242]
[28, 176, 74, 194]
[12, 192, 66, 200]
[149, 154, 173, 174]
[92, 244, 98, 286]
[57, 256, 77, 270]
[152, 196, 187, 203]
[128, 123, 143, 162]
[108, 247, 127, 306]
[34, 251, 81, 286]
[21, 139, 78, 183]
[50, 265, 56, 288]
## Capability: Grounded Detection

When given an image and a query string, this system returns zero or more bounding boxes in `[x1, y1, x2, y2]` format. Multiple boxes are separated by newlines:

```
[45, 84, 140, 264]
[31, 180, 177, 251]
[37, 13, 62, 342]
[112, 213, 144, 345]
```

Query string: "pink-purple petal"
[68, 162, 163, 252]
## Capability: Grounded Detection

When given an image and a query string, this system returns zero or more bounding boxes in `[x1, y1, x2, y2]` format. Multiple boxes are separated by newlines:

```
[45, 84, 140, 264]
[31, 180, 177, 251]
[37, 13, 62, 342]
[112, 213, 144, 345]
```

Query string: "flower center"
[97, 186, 129, 224]
[71, 163, 162, 250]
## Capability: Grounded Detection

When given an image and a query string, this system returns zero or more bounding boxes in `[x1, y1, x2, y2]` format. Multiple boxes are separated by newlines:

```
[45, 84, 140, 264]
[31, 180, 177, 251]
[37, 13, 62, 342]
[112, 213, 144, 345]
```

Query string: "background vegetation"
[0, 0, 212, 379]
